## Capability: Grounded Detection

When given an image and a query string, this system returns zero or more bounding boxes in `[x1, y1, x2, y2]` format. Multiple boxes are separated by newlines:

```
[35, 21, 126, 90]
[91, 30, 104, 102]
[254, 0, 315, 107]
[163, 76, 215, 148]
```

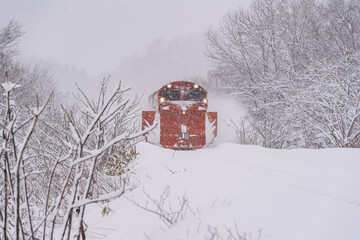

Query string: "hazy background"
[1, 0, 249, 78]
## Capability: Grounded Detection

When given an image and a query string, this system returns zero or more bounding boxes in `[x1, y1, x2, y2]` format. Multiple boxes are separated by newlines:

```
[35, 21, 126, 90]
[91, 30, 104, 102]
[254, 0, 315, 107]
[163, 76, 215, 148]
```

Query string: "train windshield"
[185, 89, 206, 101]
[160, 89, 180, 101]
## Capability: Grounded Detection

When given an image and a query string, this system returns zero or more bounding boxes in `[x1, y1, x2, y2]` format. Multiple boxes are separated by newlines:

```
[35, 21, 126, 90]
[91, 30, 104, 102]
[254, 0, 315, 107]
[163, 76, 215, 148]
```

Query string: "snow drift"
[84, 142, 360, 240]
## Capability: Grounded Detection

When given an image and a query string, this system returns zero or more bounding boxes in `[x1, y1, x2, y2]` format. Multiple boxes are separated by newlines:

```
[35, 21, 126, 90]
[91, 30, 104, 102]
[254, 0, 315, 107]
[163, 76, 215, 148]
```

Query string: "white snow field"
[84, 142, 360, 240]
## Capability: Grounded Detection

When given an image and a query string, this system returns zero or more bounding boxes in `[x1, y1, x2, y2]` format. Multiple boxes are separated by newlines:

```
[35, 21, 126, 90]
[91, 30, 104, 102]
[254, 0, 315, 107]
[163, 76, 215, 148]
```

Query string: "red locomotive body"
[142, 81, 217, 149]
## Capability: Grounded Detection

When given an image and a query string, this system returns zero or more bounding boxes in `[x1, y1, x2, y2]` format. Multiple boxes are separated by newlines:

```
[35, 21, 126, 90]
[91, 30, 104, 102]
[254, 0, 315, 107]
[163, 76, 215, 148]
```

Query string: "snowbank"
[84, 142, 360, 240]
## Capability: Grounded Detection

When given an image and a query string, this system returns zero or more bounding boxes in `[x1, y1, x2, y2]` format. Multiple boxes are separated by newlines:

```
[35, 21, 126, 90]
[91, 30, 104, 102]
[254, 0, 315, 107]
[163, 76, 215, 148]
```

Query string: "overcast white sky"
[0, 0, 250, 75]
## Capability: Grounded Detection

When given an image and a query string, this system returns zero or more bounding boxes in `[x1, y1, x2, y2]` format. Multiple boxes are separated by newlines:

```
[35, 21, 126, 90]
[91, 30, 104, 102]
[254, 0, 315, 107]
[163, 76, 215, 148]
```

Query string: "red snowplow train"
[142, 81, 217, 149]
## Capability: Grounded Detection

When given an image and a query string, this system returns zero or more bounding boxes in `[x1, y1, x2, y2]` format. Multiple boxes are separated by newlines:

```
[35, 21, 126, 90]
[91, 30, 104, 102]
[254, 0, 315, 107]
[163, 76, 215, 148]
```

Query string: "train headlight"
[202, 98, 207, 104]
[160, 97, 165, 103]
[167, 83, 172, 88]
[194, 84, 199, 89]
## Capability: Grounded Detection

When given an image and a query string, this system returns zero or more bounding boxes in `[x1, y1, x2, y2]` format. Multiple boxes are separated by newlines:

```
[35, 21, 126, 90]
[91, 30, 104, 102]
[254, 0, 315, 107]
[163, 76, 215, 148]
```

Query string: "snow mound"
[84, 142, 360, 240]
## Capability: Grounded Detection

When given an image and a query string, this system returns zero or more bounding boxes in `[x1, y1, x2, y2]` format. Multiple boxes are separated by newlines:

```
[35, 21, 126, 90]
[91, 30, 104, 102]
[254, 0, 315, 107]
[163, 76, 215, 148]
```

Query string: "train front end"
[142, 81, 217, 149]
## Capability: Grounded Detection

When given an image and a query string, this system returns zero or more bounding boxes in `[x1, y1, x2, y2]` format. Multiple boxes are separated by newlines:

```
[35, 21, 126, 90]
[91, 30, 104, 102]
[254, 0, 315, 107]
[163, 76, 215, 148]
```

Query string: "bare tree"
[206, 225, 261, 240]
[0, 75, 156, 240]
[0, 72, 53, 240]
[42, 78, 156, 240]
[0, 19, 22, 73]
[129, 186, 192, 227]
[299, 53, 360, 147]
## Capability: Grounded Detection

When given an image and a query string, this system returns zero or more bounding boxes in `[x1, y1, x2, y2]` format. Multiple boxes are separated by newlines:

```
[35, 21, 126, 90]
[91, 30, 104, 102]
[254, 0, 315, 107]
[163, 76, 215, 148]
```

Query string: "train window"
[185, 89, 205, 101]
[160, 89, 180, 101]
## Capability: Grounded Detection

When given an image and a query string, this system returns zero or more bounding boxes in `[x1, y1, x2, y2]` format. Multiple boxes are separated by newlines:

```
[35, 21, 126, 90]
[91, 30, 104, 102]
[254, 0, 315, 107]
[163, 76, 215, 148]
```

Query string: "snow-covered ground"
[84, 142, 360, 240]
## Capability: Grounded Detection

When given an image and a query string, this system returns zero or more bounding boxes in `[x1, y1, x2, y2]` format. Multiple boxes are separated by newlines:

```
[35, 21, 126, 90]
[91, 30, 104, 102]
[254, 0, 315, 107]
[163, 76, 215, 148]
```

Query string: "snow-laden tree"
[0, 18, 158, 240]
[0, 76, 156, 240]
[0, 74, 53, 239]
[206, 0, 313, 147]
[206, 0, 360, 148]
[299, 54, 360, 147]
[0, 19, 158, 239]
[0, 20, 55, 107]
[50, 78, 147, 240]
[0, 20, 22, 73]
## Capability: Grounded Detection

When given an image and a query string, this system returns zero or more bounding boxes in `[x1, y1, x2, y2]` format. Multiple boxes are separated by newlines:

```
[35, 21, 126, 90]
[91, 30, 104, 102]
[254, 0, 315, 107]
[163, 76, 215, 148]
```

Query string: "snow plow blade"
[207, 111, 217, 144]
[142, 111, 156, 129]
[142, 111, 157, 143]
